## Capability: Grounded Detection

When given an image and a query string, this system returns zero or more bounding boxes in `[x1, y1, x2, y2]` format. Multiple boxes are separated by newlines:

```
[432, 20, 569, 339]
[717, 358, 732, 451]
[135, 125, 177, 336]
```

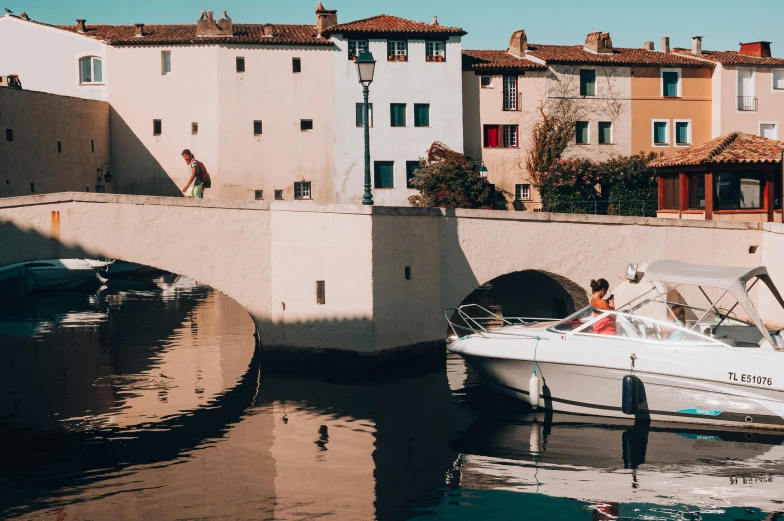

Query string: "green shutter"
[406, 161, 421, 188]
[663, 72, 678, 97]
[414, 104, 430, 127]
[654, 122, 667, 144]
[374, 161, 394, 188]
[391, 104, 406, 127]
[580, 69, 595, 96]
[576, 121, 589, 144]
[676, 122, 689, 144]
[598, 122, 611, 144]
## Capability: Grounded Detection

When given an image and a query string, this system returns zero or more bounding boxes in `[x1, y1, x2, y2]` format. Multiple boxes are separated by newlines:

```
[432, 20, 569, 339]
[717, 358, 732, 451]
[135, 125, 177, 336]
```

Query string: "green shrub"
[408, 155, 494, 209]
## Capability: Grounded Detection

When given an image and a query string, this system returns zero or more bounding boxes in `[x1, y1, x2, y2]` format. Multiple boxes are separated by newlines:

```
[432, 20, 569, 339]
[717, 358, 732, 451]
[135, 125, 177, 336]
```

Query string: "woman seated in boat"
[590, 278, 616, 335]
[667, 304, 687, 341]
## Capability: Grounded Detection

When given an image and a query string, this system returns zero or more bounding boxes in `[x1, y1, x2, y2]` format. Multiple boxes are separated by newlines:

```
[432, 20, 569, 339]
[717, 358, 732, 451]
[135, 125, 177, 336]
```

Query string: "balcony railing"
[737, 96, 758, 112]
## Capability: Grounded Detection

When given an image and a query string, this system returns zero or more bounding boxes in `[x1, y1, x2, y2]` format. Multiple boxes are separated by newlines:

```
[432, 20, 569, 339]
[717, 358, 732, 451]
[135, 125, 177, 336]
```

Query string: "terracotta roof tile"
[648, 132, 784, 168]
[524, 44, 713, 68]
[673, 48, 784, 66]
[462, 50, 546, 72]
[49, 22, 332, 46]
[325, 14, 464, 36]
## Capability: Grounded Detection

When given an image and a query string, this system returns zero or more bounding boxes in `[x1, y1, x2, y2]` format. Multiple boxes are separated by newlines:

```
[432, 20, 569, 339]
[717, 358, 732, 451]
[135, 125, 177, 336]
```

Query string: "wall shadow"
[109, 107, 182, 196]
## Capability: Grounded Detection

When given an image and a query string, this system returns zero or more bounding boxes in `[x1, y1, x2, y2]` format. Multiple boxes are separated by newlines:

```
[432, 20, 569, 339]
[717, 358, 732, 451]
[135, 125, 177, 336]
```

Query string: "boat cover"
[644, 260, 784, 348]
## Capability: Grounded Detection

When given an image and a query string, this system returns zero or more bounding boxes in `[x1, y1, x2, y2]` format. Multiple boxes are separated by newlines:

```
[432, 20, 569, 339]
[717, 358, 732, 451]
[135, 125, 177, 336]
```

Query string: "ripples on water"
[0, 276, 783, 520]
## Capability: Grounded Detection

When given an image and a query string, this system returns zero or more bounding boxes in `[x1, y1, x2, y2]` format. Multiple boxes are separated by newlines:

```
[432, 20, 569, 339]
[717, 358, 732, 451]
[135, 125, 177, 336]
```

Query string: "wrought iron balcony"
[737, 96, 758, 112]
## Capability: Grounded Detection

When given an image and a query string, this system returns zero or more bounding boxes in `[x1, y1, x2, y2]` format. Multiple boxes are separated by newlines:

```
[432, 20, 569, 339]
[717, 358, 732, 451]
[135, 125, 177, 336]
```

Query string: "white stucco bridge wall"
[2, 193, 783, 357]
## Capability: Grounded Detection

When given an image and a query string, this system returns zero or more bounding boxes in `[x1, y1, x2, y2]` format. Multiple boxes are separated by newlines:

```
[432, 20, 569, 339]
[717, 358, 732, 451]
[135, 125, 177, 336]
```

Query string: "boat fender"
[529, 374, 540, 409]
[622, 374, 640, 415]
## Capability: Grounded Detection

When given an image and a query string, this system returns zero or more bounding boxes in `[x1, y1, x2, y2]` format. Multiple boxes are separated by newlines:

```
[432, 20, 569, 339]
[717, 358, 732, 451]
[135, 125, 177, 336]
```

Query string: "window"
[580, 69, 595, 96]
[79, 56, 103, 84]
[254, 190, 264, 200]
[254, 120, 263, 136]
[356, 103, 373, 127]
[414, 104, 430, 127]
[57, 141, 62, 153]
[347, 40, 368, 60]
[774, 70, 784, 90]
[760, 123, 777, 139]
[662, 69, 681, 97]
[274, 190, 283, 200]
[503, 125, 518, 147]
[301, 120, 313, 131]
[387, 41, 408, 61]
[294, 181, 312, 199]
[598, 122, 612, 144]
[503, 75, 518, 111]
[153, 119, 162, 136]
[674, 120, 691, 145]
[406, 161, 421, 188]
[5, 129, 12, 142]
[737, 69, 756, 111]
[405, 267, 411, 280]
[575, 121, 589, 144]
[425, 41, 445, 62]
[30, 182, 35, 193]
[661, 175, 680, 210]
[236, 57, 245, 73]
[515, 183, 531, 201]
[91, 139, 94, 153]
[374, 161, 394, 188]
[480, 76, 493, 88]
[714, 172, 763, 210]
[390, 104, 406, 127]
[192, 122, 199, 135]
[316, 281, 326, 305]
[483, 125, 500, 148]
[292, 57, 301, 73]
[688, 173, 705, 209]
[161, 51, 171, 75]
[653, 120, 669, 146]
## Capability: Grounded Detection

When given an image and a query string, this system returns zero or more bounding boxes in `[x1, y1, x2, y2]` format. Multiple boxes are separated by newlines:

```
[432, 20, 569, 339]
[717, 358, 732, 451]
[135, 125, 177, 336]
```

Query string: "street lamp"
[355, 50, 376, 205]
[479, 163, 488, 178]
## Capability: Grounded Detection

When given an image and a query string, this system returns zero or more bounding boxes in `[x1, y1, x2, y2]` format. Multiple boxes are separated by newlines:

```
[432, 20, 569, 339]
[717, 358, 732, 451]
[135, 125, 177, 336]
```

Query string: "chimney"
[315, 2, 338, 36]
[135, 23, 145, 37]
[661, 36, 670, 53]
[196, 9, 233, 37]
[691, 36, 703, 55]
[76, 19, 86, 33]
[584, 31, 613, 53]
[263, 23, 275, 37]
[643, 41, 654, 51]
[19, 12, 29, 20]
[432, 16, 439, 26]
[508, 29, 528, 58]
[739, 41, 772, 58]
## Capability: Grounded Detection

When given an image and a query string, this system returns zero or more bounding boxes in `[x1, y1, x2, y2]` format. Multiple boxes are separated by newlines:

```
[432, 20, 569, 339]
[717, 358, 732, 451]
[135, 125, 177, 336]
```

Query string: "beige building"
[0, 88, 111, 197]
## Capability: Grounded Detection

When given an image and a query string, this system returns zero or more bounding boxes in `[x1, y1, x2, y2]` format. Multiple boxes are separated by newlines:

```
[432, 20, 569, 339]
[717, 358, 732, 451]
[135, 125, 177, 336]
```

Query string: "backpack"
[196, 161, 212, 189]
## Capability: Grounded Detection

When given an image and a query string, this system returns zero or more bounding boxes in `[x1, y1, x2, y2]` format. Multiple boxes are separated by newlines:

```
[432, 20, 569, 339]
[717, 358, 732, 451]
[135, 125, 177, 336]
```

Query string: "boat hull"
[461, 353, 784, 430]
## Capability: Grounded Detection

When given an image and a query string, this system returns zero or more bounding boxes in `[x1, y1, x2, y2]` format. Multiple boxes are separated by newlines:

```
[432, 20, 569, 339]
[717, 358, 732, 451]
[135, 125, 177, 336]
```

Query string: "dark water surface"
[1, 279, 783, 520]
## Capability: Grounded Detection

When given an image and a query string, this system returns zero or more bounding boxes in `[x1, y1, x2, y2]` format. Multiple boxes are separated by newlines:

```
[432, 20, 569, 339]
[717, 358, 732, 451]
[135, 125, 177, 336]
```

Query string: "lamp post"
[355, 50, 376, 205]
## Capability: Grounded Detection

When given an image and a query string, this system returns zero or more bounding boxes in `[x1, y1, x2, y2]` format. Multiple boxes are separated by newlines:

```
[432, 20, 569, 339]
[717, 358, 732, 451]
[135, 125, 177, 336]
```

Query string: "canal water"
[1, 278, 783, 520]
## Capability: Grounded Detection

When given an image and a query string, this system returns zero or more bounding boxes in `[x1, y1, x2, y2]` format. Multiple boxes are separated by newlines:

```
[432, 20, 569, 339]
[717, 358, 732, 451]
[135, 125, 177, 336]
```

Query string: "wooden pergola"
[649, 132, 784, 222]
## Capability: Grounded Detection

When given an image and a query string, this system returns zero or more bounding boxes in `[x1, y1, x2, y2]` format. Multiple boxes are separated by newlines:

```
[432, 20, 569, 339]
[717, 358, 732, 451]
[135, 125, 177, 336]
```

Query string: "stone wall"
[0, 88, 111, 197]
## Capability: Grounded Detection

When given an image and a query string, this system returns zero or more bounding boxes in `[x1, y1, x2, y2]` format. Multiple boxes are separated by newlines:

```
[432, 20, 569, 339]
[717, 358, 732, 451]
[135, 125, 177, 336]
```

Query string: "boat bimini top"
[635, 260, 784, 350]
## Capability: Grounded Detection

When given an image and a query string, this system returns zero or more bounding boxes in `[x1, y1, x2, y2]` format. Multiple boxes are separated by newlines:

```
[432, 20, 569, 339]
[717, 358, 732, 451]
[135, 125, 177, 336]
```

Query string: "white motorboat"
[100, 260, 157, 278]
[446, 260, 784, 430]
[0, 259, 105, 292]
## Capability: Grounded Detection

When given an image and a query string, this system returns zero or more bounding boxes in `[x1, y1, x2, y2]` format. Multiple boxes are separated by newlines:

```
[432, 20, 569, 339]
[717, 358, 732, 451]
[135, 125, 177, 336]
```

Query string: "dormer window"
[425, 41, 446, 62]
[79, 56, 103, 84]
[348, 40, 368, 61]
[387, 41, 408, 62]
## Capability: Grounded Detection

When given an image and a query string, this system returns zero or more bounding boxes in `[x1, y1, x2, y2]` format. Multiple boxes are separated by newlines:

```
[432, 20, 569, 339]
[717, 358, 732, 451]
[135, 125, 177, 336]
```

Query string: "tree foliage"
[408, 154, 494, 209]
[538, 152, 659, 216]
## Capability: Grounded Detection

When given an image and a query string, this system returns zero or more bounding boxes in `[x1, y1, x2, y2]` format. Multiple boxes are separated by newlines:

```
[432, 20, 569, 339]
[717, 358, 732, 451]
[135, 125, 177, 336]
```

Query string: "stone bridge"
[2, 192, 783, 358]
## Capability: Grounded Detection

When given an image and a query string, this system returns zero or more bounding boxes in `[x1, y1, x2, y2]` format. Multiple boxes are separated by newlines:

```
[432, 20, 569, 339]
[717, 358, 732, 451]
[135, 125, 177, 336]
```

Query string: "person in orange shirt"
[590, 278, 616, 335]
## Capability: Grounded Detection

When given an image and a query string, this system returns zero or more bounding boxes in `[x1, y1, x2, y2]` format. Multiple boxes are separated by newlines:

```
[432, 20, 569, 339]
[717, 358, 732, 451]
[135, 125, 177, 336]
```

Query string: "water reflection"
[1, 281, 783, 520]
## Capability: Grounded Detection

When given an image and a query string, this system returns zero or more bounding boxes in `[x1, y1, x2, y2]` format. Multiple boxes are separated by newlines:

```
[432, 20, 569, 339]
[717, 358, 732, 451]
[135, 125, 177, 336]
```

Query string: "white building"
[324, 11, 465, 206]
[0, 14, 108, 101]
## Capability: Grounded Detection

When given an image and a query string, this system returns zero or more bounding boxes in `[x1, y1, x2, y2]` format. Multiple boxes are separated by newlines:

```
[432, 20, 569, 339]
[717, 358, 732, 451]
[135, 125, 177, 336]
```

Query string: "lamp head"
[355, 50, 376, 85]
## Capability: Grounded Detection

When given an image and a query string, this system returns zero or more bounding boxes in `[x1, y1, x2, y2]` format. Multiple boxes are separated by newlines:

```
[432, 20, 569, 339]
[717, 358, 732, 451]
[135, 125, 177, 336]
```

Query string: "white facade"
[331, 35, 464, 206]
[0, 15, 108, 100]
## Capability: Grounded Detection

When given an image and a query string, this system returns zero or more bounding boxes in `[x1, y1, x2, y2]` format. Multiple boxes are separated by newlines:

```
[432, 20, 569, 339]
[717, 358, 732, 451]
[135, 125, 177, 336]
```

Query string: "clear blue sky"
[8, 0, 784, 54]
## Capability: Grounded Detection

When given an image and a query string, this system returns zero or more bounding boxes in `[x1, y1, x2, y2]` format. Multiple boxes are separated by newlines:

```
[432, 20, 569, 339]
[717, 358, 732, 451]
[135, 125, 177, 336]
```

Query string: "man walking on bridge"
[181, 149, 204, 199]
